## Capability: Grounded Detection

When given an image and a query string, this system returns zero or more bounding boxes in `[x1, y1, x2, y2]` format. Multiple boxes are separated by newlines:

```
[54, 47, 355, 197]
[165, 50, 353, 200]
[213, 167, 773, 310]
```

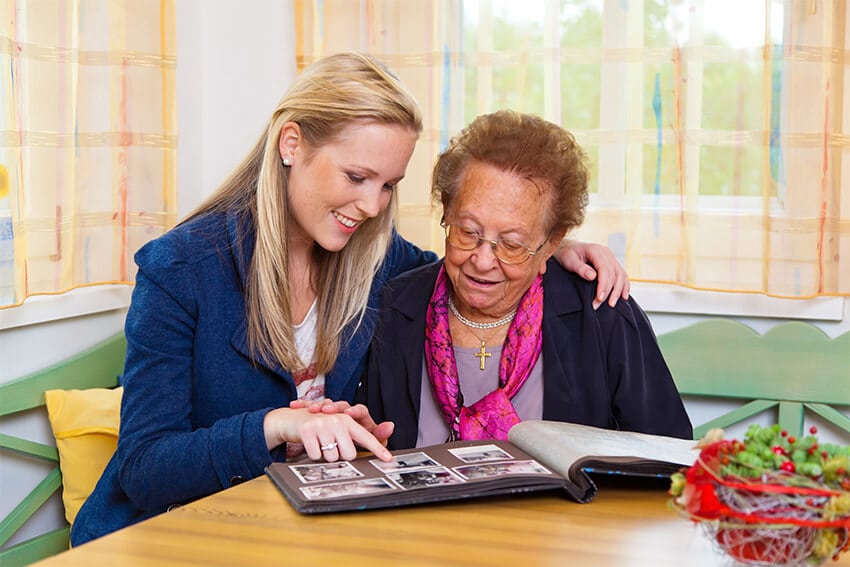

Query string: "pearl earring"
[282, 157, 292, 167]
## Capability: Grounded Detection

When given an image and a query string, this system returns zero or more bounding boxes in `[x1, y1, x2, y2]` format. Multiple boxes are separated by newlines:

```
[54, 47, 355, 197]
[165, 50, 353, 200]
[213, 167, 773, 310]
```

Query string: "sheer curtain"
[295, 0, 849, 298]
[0, 0, 177, 308]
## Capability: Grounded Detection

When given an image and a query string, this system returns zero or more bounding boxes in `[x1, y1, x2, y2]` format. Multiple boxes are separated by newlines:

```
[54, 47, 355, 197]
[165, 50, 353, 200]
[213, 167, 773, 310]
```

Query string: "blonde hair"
[183, 53, 422, 373]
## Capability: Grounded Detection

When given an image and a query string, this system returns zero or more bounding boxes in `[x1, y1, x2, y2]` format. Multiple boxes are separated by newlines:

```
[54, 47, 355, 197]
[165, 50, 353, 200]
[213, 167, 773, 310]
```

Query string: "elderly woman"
[356, 110, 692, 448]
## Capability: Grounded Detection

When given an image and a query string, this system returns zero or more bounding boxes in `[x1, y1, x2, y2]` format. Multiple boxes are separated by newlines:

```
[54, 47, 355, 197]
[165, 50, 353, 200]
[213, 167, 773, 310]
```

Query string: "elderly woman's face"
[443, 160, 556, 321]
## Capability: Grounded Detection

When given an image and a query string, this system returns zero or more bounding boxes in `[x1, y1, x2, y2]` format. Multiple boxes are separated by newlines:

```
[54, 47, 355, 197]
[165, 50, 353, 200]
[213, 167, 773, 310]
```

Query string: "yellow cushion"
[44, 387, 123, 525]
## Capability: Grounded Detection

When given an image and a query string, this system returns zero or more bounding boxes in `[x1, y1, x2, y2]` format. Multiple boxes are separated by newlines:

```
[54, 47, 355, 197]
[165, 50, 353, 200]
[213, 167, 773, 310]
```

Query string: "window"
[297, 0, 849, 300]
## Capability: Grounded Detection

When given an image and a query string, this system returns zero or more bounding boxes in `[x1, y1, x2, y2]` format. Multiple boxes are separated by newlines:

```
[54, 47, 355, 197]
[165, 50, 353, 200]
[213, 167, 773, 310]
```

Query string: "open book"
[265, 420, 699, 514]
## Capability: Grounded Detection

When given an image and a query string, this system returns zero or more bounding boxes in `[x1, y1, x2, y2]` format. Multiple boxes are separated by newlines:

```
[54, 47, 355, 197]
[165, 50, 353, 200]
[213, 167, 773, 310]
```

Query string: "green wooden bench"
[657, 319, 850, 440]
[0, 334, 126, 566]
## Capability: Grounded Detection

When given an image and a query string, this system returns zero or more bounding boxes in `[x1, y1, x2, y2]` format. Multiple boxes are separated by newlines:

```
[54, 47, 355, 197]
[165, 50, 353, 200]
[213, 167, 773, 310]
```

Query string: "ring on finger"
[320, 442, 338, 452]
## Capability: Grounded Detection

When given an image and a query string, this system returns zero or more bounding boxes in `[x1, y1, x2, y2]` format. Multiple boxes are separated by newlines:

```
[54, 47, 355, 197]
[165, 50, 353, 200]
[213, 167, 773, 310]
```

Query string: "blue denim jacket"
[71, 211, 436, 546]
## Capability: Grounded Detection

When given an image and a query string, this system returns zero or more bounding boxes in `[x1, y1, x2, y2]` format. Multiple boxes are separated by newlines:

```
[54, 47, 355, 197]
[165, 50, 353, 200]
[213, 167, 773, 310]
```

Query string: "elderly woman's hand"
[290, 398, 351, 414]
[290, 399, 395, 446]
[555, 240, 630, 309]
[264, 406, 394, 463]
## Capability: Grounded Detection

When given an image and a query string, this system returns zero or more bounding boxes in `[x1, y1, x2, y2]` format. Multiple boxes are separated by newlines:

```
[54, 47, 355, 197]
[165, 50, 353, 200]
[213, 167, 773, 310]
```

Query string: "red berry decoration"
[669, 424, 850, 566]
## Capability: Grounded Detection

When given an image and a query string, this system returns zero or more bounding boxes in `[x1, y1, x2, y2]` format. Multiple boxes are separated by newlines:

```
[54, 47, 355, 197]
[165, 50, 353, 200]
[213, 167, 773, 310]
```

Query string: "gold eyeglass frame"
[440, 221, 548, 265]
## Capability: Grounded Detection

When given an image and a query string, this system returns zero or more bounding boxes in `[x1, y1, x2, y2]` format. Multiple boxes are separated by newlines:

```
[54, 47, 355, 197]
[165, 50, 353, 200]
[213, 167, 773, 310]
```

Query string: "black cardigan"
[357, 260, 693, 449]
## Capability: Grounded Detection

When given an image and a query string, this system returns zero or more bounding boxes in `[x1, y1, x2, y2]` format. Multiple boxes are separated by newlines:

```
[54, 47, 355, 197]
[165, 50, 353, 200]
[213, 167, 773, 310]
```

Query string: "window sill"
[633, 283, 845, 321]
[0, 282, 843, 332]
[0, 285, 133, 330]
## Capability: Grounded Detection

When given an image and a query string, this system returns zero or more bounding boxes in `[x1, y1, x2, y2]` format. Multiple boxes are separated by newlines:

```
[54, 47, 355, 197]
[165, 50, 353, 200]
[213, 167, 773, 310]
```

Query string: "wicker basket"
[697, 483, 848, 565]
[670, 433, 850, 566]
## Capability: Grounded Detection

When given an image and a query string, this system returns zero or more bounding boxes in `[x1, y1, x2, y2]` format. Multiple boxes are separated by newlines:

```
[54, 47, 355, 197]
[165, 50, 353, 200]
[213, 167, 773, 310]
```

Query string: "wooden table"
[33, 476, 850, 567]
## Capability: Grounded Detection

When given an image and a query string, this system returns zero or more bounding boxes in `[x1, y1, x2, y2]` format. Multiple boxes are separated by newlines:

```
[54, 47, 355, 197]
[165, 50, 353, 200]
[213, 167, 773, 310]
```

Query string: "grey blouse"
[416, 344, 544, 447]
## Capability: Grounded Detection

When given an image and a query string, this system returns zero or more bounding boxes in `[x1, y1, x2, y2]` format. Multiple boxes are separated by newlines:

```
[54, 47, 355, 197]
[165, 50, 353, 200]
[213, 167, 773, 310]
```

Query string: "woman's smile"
[332, 211, 360, 231]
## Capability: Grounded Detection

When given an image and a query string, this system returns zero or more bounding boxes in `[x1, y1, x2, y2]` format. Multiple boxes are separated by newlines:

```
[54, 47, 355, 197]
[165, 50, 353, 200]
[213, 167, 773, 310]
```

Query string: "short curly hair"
[432, 109, 589, 236]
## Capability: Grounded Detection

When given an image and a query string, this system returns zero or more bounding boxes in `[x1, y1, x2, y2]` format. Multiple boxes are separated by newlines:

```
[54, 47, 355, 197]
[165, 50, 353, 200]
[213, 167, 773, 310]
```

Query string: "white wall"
[177, 0, 296, 217]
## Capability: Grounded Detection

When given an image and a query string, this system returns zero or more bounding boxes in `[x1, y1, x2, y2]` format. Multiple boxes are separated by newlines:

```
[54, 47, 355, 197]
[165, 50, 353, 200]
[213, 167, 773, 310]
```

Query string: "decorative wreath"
[669, 424, 850, 565]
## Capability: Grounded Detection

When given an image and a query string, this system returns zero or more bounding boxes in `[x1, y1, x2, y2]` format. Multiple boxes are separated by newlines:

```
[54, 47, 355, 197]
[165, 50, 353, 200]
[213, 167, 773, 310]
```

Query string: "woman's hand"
[289, 399, 395, 445]
[264, 405, 394, 463]
[554, 240, 630, 309]
[290, 398, 351, 414]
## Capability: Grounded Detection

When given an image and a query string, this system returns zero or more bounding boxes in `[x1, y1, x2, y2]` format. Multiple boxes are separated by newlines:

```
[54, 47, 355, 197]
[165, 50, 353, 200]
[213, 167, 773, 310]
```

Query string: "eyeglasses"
[441, 222, 547, 265]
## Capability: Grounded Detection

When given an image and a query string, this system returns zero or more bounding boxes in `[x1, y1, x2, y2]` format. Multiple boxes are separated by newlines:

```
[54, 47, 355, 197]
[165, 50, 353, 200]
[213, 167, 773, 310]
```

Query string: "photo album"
[265, 420, 700, 514]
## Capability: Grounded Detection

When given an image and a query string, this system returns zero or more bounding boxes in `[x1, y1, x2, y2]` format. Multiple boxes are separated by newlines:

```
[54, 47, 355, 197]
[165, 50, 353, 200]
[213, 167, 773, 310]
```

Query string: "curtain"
[295, 0, 849, 298]
[0, 0, 177, 308]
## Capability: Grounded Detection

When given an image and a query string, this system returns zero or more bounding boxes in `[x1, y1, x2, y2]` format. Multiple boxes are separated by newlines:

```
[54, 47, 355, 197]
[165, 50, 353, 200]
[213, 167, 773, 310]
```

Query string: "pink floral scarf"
[425, 266, 543, 441]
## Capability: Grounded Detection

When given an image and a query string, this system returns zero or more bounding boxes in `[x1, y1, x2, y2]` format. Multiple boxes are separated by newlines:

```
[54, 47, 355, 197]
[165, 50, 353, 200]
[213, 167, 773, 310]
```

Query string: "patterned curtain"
[0, 0, 177, 308]
[295, 0, 849, 298]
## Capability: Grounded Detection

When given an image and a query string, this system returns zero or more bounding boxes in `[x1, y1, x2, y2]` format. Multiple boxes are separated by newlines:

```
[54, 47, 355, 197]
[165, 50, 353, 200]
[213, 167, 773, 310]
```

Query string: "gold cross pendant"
[473, 341, 491, 371]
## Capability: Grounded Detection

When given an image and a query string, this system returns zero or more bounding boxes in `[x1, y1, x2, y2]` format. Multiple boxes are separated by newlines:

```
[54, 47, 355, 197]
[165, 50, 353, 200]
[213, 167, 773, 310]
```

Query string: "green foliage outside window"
[461, 0, 772, 198]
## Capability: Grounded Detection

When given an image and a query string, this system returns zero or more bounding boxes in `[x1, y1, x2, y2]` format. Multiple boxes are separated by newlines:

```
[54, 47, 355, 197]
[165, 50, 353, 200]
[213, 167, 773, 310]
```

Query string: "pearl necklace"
[447, 296, 516, 330]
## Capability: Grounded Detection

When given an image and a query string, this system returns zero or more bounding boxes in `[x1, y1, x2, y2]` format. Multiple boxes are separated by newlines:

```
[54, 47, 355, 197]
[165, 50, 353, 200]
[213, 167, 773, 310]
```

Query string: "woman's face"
[281, 120, 418, 253]
[443, 160, 558, 321]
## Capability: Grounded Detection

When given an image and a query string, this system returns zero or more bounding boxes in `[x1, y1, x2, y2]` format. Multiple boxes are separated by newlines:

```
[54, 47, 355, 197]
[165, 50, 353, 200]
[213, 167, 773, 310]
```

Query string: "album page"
[266, 438, 568, 514]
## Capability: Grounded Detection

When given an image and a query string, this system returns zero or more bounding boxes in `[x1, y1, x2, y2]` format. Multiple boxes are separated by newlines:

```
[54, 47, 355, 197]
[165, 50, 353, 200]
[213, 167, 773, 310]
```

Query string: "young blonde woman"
[72, 53, 628, 546]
